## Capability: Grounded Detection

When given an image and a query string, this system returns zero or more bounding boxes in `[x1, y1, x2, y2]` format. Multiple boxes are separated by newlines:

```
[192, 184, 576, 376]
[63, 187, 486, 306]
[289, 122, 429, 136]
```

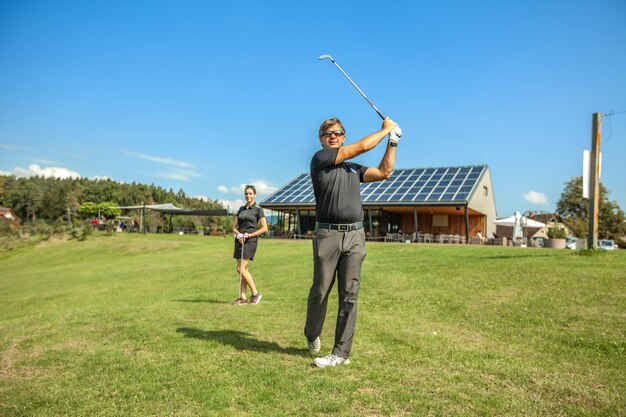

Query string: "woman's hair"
[244, 184, 256, 194]
[318, 118, 345, 139]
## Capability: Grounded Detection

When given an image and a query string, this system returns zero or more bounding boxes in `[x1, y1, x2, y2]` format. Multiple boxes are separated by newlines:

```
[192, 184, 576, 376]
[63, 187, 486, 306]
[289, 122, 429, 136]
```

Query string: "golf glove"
[235, 233, 244, 240]
[389, 125, 402, 145]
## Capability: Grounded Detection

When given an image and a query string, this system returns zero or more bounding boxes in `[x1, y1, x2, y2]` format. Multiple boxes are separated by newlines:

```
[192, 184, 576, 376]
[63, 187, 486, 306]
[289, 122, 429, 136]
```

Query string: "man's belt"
[315, 221, 364, 232]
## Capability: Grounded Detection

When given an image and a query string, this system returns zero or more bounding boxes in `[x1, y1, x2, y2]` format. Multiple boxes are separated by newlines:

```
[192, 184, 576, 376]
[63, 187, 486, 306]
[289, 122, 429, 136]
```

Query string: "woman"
[232, 185, 268, 305]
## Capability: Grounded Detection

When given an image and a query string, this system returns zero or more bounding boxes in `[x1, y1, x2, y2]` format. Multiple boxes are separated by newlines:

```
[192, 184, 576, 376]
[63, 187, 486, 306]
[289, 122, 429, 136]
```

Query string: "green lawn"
[1, 233, 624, 416]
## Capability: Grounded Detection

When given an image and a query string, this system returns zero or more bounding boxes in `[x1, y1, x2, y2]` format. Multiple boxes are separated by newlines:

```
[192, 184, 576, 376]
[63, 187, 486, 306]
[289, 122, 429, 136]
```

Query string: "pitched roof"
[0, 208, 18, 220]
[261, 165, 489, 207]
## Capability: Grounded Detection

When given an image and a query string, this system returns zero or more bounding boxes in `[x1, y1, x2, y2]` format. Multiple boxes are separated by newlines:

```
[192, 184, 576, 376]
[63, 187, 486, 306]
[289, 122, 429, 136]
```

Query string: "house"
[0, 208, 19, 223]
[260, 165, 497, 242]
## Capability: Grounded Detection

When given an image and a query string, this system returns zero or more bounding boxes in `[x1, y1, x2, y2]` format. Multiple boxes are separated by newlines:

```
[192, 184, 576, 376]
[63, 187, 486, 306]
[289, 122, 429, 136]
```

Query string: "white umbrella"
[494, 211, 546, 228]
[513, 211, 523, 241]
[494, 211, 546, 245]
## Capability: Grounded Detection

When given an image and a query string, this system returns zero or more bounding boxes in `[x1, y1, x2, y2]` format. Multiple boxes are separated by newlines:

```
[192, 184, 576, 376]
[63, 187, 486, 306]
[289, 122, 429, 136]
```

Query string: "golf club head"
[318, 54, 334, 62]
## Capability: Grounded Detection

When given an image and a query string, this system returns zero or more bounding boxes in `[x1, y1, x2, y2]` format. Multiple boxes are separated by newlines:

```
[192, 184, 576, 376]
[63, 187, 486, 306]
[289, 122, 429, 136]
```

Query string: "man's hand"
[381, 117, 397, 134]
[389, 125, 402, 145]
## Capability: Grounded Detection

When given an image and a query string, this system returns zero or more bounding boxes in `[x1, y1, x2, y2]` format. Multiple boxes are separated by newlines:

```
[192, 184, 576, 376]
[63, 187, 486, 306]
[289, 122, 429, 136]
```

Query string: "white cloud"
[13, 164, 81, 179]
[35, 159, 59, 165]
[193, 194, 212, 202]
[123, 150, 194, 168]
[216, 184, 244, 194]
[55, 150, 83, 159]
[155, 169, 202, 181]
[0, 144, 83, 159]
[0, 144, 20, 150]
[523, 190, 549, 205]
[217, 180, 279, 196]
[251, 180, 279, 195]
[0, 170, 10, 176]
[92, 175, 113, 181]
[219, 198, 244, 213]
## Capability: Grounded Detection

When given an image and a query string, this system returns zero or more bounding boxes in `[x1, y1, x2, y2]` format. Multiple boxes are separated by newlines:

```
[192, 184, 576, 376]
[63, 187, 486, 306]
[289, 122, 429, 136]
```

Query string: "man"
[305, 116, 401, 368]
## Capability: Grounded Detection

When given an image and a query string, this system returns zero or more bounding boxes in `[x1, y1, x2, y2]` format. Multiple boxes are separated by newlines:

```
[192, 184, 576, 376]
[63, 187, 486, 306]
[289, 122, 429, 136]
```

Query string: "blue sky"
[1, 0, 625, 216]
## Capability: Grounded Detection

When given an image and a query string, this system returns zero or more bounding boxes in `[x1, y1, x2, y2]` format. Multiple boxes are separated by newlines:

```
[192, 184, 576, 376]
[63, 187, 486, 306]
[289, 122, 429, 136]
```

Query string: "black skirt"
[233, 237, 258, 261]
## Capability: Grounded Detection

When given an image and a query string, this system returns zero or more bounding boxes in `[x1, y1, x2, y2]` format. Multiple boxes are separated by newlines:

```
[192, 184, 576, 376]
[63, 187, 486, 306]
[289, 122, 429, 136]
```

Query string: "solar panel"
[260, 165, 487, 207]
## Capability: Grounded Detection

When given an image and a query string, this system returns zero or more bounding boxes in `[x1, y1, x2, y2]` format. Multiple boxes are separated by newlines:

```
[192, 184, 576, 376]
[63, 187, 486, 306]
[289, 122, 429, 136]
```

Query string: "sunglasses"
[321, 130, 345, 138]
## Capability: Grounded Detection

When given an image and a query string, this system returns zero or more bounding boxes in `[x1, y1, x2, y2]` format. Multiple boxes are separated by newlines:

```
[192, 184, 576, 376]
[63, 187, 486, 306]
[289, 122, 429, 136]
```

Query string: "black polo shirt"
[310, 147, 367, 223]
[236, 204, 265, 233]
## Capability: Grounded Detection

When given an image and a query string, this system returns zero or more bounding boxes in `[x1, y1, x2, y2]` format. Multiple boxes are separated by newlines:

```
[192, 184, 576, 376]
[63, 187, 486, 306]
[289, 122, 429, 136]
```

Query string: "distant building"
[0, 208, 20, 223]
[261, 165, 497, 241]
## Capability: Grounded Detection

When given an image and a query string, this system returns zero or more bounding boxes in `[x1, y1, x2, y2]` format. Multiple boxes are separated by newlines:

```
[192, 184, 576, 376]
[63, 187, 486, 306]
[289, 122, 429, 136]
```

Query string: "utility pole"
[587, 113, 602, 250]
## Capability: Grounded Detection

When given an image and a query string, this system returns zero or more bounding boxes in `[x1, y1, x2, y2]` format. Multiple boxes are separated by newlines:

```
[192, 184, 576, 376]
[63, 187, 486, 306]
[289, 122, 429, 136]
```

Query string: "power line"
[602, 110, 626, 143]
[602, 110, 626, 117]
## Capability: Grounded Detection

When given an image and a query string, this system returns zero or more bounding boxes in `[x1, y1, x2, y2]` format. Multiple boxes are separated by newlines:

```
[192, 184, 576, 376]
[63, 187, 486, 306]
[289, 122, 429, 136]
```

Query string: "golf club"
[239, 238, 245, 300]
[318, 54, 386, 120]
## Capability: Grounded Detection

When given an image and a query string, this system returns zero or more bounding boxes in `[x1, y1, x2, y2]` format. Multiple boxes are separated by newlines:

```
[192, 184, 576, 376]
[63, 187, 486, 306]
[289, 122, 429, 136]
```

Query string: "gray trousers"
[304, 227, 366, 358]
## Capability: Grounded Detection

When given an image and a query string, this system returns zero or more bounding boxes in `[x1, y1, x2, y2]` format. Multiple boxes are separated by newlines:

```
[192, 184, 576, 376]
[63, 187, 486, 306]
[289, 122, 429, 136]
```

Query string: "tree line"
[1, 174, 624, 243]
[0, 175, 227, 232]
[555, 176, 625, 242]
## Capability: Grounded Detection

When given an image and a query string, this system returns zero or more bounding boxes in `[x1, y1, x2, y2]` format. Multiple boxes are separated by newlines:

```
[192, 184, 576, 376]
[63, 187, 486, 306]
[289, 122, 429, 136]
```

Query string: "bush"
[80, 224, 93, 241]
[68, 224, 93, 241]
[547, 227, 567, 239]
[575, 248, 604, 257]
[0, 221, 20, 238]
[52, 218, 68, 237]
[104, 221, 115, 236]
[25, 220, 52, 238]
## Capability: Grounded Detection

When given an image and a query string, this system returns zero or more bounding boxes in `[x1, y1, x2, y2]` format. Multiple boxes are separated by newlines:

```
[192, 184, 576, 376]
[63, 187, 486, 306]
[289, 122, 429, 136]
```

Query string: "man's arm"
[335, 117, 396, 165]
[363, 141, 396, 182]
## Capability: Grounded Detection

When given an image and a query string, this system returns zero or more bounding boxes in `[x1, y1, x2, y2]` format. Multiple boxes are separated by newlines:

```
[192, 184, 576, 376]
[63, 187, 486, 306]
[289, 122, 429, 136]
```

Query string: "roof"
[118, 204, 227, 216]
[0, 208, 18, 220]
[261, 165, 489, 208]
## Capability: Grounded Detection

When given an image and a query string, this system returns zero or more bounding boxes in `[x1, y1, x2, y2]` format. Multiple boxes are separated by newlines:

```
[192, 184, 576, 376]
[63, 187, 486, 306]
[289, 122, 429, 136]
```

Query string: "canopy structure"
[119, 203, 227, 216]
[494, 211, 546, 245]
[119, 204, 228, 233]
[493, 211, 546, 228]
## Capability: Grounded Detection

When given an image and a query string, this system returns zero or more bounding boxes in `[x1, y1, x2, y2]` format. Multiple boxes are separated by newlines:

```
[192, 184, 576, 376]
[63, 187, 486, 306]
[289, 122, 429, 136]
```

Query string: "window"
[433, 214, 448, 227]
[483, 186, 488, 196]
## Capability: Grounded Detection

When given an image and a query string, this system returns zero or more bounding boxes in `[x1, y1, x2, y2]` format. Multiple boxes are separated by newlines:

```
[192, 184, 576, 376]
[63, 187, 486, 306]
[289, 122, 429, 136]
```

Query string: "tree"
[79, 202, 99, 218]
[0, 174, 226, 227]
[556, 176, 626, 240]
[97, 202, 122, 220]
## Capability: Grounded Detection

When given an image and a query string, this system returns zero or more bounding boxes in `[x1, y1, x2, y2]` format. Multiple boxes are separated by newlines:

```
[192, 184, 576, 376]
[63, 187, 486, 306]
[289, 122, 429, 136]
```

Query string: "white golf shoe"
[307, 337, 321, 354]
[313, 354, 350, 368]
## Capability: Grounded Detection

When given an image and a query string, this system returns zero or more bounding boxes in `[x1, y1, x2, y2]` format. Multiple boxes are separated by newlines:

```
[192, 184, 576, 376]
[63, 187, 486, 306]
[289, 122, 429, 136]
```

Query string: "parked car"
[531, 236, 545, 247]
[598, 239, 617, 250]
[566, 236, 578, 250]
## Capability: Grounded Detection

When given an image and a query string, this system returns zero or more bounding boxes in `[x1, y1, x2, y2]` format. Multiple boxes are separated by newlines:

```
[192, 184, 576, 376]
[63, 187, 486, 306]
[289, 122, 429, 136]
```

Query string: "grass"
[1, 233, 624, 416]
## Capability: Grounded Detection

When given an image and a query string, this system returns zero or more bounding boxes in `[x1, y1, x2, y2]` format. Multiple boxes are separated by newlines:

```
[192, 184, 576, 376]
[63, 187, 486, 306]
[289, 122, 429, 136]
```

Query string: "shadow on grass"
[173, 298, 229, 304]
[176, 327, 308, 357]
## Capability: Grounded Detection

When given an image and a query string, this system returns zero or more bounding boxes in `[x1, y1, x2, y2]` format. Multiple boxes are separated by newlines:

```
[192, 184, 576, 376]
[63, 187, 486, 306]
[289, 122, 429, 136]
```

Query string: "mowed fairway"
[1, 233, 624, 416]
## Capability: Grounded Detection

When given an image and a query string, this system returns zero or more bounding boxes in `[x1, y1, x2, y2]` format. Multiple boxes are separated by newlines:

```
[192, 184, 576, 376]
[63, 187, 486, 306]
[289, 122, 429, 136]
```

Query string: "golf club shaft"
[328, 59, 385, 120]
[239, 240, 245, 296]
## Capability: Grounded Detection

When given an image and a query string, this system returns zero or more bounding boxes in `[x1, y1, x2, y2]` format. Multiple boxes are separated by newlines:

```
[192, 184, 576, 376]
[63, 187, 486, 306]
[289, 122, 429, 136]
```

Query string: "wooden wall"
[400, 213, 485, 237]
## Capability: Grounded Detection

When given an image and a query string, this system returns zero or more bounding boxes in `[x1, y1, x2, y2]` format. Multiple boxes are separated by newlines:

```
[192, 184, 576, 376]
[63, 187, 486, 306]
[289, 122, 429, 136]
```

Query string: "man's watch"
[388, 141, 398, 147]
